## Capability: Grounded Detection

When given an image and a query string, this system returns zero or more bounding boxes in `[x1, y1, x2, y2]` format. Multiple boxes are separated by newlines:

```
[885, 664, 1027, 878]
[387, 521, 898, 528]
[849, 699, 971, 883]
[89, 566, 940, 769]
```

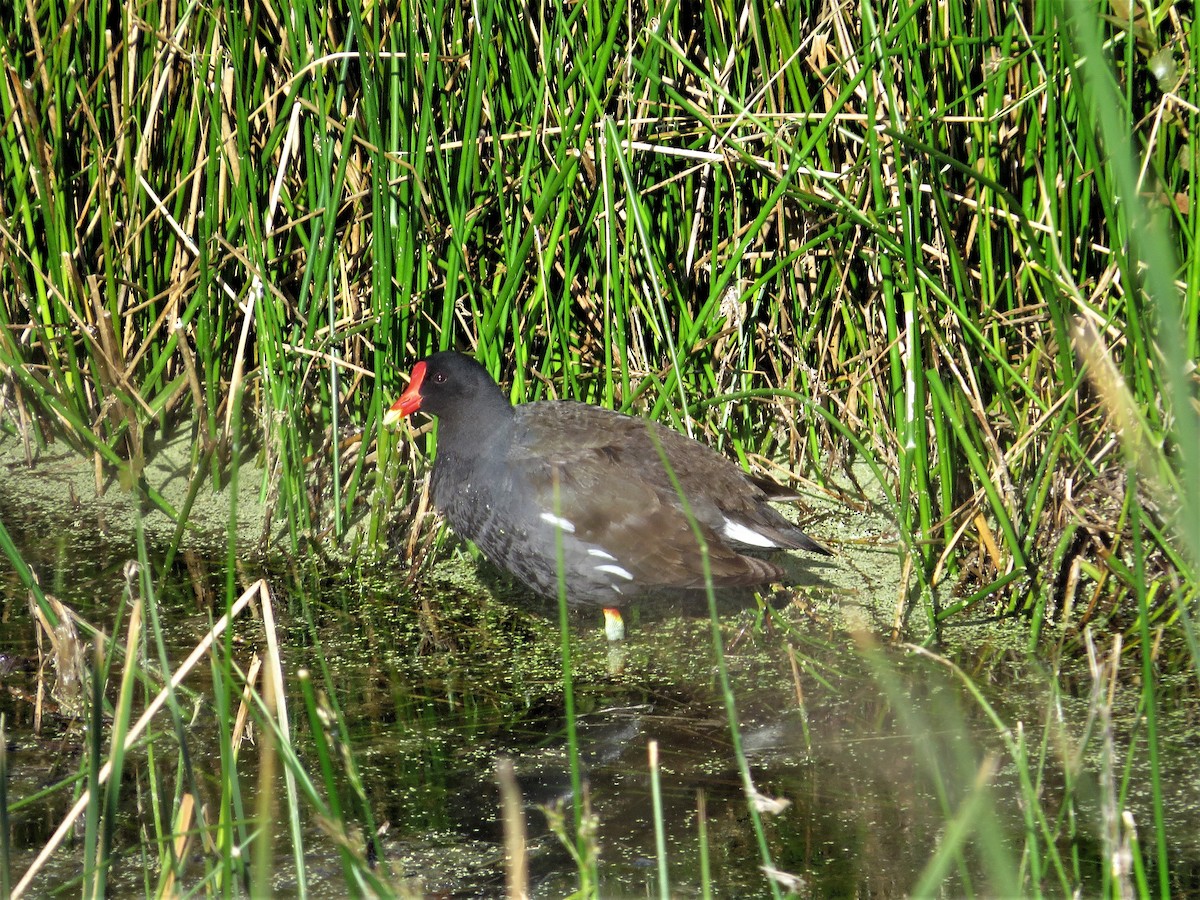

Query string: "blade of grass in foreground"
[0, 515, 57, 628]
[901, 643, 1068, 896]
[256, 580, 307, 895]
[649, 741, 670, 898]
[296, 671, 361, 886]
[1066, 1, 1195, 891]
[82, 638, 103, 899]
[290, 561, 392, 882]
[0, 714, 8, 900]
[10, 584, 262, 899]
[97, 596, 144, 898]
[549, 468, 598, 893]
[230, 653, 392, 894]
[647, 430, 785, 900]
[696, 789, 712, 900]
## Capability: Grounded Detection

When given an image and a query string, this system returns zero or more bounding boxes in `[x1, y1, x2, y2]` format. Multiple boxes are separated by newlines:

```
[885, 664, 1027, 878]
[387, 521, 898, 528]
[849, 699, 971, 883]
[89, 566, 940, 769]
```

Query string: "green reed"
[2, 0, 1195, 652]
[2, 0, 1199, 895]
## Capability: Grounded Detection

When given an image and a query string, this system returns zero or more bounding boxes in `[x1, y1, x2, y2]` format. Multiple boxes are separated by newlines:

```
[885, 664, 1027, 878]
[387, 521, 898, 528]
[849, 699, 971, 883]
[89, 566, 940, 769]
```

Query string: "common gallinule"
[385, 352, 830, 639]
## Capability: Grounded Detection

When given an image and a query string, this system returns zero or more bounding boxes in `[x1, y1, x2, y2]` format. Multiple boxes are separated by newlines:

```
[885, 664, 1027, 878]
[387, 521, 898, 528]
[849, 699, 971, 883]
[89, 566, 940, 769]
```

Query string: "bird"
[384, 351, 830, 640]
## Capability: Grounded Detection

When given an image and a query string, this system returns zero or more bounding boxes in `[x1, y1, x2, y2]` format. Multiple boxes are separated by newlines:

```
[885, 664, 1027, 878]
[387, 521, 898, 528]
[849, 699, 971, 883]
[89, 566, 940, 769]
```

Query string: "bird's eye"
[432, 371, 448, 384]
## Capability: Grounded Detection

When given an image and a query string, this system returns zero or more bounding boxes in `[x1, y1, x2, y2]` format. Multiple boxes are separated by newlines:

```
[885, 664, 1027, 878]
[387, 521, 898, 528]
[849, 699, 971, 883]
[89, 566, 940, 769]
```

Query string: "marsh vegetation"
[2, 0, 1199, 895]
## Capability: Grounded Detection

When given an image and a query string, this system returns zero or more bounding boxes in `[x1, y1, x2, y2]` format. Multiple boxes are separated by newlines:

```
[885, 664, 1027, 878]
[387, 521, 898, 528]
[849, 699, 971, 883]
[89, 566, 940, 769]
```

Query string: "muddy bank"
[0, 425, 279, 556]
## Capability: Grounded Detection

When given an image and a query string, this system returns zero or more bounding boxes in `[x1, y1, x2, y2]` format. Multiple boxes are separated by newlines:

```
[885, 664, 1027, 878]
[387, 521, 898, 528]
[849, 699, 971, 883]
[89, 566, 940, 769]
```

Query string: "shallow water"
[3, 470, 1200, 897]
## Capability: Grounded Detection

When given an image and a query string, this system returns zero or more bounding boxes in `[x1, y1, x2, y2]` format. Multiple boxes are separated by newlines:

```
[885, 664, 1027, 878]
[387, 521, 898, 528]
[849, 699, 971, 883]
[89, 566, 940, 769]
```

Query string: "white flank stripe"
[722, 518, 779, 548]
[539, 512, 576, 533]
[587, 547, 617, 560]
[595, 563, 635, 581]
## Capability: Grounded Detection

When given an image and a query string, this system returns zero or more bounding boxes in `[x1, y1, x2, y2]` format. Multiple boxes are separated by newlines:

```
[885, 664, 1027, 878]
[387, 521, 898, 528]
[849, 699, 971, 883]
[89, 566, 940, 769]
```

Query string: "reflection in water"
[2, 522, 1199, 897]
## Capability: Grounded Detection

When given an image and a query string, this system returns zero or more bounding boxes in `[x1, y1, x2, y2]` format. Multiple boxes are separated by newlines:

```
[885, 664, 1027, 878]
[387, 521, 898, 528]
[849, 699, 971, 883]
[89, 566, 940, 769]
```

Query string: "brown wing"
[510, 404, 785, 589]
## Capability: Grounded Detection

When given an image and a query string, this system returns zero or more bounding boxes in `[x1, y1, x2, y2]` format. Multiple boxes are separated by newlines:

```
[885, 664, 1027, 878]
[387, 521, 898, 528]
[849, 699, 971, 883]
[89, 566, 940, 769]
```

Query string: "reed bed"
[1, 0, 1198, 895]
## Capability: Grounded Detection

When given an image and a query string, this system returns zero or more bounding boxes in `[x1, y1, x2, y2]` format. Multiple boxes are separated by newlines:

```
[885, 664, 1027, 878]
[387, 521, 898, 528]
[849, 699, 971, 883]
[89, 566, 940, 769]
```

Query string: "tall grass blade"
[648, 740, 670, 898]
[647, 430, 784, 899]
[0, 714, 8, 900]
[549, 468, 593, 890]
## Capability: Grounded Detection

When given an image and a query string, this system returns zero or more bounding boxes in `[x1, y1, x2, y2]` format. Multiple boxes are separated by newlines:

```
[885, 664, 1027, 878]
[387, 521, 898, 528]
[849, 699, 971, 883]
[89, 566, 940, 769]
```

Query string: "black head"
[385, 351, 510, 424]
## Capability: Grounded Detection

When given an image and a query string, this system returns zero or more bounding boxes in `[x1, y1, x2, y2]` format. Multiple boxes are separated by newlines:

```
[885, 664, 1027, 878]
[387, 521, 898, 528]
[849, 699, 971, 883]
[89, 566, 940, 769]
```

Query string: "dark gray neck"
[433, 399, 516, 468]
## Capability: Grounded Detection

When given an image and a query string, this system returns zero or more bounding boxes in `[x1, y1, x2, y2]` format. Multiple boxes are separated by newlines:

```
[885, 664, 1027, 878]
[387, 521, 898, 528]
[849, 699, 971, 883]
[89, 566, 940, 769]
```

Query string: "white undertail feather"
[721, 518, 780, 549]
